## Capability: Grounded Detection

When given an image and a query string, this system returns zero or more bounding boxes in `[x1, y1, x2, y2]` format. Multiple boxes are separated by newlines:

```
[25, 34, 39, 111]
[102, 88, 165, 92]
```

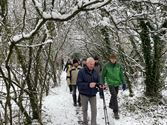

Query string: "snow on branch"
[16, 39, 53, 48]
[12, 0, 111, 43]
[41, 0, 112, 20]
[84, 0, 112, 10]
[33, 0, 42, 10]
[32, 0, 43, 16]
[131, 0, 164, 4]
[12, 19, 46, 43]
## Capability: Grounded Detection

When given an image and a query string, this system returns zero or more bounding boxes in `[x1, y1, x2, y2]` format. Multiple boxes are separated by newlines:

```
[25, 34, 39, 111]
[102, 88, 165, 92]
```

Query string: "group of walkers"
[63, 53, 126, 125]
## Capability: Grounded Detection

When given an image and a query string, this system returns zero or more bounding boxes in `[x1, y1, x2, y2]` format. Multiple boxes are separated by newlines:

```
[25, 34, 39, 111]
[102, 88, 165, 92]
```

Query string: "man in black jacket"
[77, 57, 100, 125]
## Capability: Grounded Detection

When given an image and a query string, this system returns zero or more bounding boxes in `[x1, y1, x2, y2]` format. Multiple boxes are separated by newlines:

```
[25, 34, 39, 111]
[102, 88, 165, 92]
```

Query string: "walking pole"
[100, 88, 110, 125]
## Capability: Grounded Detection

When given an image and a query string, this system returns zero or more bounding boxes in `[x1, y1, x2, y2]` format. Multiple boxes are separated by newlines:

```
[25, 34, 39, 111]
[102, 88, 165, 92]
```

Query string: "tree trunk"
[139, 20, 164, 98]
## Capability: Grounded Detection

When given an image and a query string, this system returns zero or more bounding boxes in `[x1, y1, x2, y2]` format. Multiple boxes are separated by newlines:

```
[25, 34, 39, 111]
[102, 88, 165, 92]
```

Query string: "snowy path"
[42, 71, 155, 125]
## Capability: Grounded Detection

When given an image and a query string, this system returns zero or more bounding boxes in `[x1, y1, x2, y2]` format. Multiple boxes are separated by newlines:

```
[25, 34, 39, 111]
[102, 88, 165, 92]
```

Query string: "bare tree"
[0, 0, 112, 124]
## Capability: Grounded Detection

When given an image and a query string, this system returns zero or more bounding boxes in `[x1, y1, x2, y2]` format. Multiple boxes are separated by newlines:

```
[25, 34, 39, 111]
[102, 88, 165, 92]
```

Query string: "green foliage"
[0, 0, 7, 16]
[100, 26, 112, 57]
[46, 21, 56, 37]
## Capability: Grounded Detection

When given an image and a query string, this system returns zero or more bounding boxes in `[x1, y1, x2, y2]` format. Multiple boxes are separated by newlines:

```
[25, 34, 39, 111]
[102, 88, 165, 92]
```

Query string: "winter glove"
[122, 83, 126, 91]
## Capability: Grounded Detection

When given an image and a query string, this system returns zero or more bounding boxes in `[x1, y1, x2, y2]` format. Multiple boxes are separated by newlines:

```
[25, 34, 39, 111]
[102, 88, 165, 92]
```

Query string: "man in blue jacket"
[77, 57, 100, 125]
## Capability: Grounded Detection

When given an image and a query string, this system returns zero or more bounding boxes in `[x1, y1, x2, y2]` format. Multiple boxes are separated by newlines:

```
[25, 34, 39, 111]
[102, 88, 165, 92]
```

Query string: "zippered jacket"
[77, 66, 100, 96]
[101, 62, 124, 87]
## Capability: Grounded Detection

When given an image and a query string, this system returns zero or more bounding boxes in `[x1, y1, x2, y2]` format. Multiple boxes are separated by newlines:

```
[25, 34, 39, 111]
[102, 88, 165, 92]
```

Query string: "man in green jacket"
[101, 53, 126, 119]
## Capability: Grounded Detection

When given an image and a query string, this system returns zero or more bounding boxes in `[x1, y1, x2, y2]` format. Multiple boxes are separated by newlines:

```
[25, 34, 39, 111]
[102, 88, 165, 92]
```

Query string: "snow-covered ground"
[42, 71, 167, 125]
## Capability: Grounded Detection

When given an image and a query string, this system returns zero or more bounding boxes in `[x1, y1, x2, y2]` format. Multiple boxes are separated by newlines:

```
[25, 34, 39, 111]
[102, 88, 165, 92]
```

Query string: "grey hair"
[86, 57, 95, 63]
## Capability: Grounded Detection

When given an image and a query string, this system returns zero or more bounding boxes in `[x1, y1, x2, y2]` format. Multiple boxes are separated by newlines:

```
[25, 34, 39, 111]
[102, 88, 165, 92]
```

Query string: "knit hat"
[94, 56, 99, 60]
[73, 59, 78, 64]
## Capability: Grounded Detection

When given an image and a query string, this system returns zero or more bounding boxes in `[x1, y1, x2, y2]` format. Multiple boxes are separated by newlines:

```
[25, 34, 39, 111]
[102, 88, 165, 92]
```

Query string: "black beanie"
[94, 56, 99, 60]
[73, 59, 78, 64]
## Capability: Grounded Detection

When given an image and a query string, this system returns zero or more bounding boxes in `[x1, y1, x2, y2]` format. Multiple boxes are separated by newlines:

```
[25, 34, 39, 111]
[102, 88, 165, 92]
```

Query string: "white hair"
[86, 57, 95, 63]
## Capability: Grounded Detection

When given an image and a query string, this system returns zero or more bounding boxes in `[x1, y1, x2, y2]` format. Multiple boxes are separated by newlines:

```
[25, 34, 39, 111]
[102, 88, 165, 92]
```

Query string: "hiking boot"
[109, 105, 113, 109]
[78, 103, 81, 107]
[114, 112, 120, 119]
[100, 95, 103, 99]
[82, 122, 88, 125]
[73, 103, 77, 106]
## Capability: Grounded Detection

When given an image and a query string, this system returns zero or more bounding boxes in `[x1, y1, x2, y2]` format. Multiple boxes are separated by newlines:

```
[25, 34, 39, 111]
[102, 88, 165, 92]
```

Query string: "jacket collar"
[109, 62, 117, 67]
[84, 66, 94, 74]
[71, 65, 81, 69]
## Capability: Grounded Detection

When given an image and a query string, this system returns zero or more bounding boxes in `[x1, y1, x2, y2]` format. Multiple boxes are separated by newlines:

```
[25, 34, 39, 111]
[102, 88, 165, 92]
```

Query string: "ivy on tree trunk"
[139, 20, 165, 98]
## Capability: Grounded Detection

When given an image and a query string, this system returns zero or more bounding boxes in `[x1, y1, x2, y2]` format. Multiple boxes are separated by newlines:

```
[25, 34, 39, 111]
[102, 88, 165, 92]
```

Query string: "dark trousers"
[69, 85, 72, 92]
[109, 86, 119, 113]
[72, 85, 81, 104]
